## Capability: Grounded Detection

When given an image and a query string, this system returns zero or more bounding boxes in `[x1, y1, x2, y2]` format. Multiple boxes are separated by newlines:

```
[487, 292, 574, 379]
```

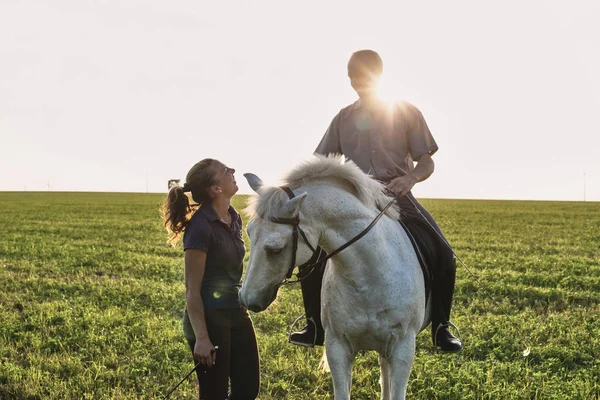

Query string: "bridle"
[270, 186, 396, 286]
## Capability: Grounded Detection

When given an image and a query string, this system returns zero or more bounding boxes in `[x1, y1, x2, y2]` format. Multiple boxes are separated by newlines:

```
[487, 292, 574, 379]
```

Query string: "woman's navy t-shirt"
[183, 203, 245, 309]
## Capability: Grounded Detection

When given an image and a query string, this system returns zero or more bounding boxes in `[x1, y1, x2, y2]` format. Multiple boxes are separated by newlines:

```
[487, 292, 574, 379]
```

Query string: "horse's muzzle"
[239, 287, 279, 313]
[246, 303, 266, 313]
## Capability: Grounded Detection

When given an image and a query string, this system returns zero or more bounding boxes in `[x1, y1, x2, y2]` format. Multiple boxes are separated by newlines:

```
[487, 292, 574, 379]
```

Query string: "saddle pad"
[399, 219, 432, 307]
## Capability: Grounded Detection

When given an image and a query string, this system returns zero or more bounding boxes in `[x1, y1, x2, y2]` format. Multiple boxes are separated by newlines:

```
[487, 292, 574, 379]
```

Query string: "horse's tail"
[318, 349, 330, 373]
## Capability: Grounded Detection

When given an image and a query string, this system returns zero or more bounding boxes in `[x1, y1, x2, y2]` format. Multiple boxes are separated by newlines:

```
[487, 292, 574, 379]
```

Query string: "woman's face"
[213, 162, 238, 196]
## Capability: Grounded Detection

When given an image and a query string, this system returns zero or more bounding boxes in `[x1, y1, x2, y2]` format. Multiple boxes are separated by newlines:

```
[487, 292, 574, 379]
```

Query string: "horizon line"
[0, 190, 597, 203]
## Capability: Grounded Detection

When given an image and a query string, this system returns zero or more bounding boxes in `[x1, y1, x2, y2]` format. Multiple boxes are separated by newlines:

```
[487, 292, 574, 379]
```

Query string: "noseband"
[270, 186, 396, 286]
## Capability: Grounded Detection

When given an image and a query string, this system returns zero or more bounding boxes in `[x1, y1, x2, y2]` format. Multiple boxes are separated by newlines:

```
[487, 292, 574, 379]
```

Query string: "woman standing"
[162, 158, 260, 400]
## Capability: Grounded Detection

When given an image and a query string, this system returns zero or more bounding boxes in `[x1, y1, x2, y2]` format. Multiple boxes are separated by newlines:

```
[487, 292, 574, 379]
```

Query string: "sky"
[1, 0, 599, 201]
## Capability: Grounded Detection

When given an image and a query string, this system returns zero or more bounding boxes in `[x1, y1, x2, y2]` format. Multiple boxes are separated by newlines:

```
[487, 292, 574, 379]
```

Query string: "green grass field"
[1, 192, 599, 399]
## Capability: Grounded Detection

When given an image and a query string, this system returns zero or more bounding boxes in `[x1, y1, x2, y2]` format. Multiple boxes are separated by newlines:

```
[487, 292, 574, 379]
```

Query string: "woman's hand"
[194, 337, 217, 367]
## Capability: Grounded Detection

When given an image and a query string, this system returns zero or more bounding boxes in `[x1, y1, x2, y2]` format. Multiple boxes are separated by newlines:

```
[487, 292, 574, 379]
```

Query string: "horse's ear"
[283, 192, 307, 217]
[243, 173, 263, 193]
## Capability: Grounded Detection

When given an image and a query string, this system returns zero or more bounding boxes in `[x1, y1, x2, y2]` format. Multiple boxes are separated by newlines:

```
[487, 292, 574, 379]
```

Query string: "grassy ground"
[0, 192, 599, 399]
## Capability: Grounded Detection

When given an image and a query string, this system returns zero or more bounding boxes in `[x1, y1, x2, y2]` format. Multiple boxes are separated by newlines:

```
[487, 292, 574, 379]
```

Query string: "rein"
[271, 186, 396, 286]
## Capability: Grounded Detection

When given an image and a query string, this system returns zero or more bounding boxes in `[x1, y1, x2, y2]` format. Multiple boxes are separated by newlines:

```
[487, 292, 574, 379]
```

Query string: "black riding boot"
[289, 248, 326, 347]
[432, 263, 462, 352]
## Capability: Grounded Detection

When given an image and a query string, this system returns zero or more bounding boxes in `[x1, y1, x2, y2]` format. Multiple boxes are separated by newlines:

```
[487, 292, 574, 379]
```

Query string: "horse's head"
[239, 173, 319, 312]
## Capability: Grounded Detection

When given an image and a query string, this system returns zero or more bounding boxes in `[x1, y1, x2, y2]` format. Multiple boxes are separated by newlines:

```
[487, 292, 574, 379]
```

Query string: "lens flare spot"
[212, 291, 222, 299]
[355, 114, 372, 132]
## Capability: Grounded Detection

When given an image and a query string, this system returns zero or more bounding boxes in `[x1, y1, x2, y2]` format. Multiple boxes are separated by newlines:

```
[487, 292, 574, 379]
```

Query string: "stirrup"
[434, 320, 463, 352]
[288, 314, 318, 347]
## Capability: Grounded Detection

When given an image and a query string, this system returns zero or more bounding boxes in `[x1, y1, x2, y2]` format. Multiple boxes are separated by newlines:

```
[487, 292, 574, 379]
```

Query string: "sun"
[375, 75, 400, 105]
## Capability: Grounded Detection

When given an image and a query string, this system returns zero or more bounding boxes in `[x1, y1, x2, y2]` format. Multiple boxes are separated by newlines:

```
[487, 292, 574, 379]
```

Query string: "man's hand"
[387, 153, 435, 196]
[387, 174, 417, 196]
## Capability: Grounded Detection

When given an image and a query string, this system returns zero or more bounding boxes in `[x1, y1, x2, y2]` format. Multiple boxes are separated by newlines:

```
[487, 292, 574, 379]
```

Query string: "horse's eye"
[266, 247, 283, 255]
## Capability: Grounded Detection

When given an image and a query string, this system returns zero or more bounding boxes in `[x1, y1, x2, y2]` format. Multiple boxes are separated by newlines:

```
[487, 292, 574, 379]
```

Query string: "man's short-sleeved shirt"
[183, 203, 245, 309]
[314, 100, 438, 182]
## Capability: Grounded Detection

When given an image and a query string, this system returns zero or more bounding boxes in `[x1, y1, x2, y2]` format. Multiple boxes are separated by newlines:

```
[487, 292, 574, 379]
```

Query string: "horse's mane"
[246, 154, 399, 220]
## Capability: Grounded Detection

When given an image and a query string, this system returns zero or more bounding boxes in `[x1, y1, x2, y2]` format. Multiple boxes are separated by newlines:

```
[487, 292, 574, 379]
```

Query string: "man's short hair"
[348, 50, 383, 77]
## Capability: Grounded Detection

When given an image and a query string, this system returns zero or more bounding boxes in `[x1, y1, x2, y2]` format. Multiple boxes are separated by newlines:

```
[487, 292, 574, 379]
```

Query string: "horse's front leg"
[325, 335, 355, 400]
[379, 353, 391, 400]
[386, 332, 417, 400]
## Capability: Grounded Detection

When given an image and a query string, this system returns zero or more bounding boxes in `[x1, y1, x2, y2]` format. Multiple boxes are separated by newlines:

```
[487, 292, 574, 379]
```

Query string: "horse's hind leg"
[326, 337, 355, 400]
[387, 333, 417, 400]
[379, 353, 391, 400]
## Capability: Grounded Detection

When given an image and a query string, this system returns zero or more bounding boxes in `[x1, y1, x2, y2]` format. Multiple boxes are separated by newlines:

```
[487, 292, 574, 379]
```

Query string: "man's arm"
[388, 153, 435, 196]
[314, 112, 342, 156]
[388, 102, 438, 196]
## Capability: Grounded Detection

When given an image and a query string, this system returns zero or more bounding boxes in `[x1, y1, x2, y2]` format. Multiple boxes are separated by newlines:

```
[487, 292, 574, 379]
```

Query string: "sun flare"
[375, 75, 399, 105]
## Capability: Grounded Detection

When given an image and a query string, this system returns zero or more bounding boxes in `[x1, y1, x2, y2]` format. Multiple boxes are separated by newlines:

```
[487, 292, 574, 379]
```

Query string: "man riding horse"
[289, 49, 463, 353]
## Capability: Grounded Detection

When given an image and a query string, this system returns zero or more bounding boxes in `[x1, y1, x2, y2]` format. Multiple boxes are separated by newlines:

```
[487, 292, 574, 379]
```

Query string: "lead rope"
[163, 346, 219, 399]
[162, 361, 202, 399]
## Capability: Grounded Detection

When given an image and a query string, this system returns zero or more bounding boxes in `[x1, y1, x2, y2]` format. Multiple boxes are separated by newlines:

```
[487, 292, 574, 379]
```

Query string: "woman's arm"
[185, 249, 217, 367]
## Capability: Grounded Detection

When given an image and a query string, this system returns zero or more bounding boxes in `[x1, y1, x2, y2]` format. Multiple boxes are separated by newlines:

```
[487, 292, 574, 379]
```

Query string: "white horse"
[239, 155, 432, 400]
